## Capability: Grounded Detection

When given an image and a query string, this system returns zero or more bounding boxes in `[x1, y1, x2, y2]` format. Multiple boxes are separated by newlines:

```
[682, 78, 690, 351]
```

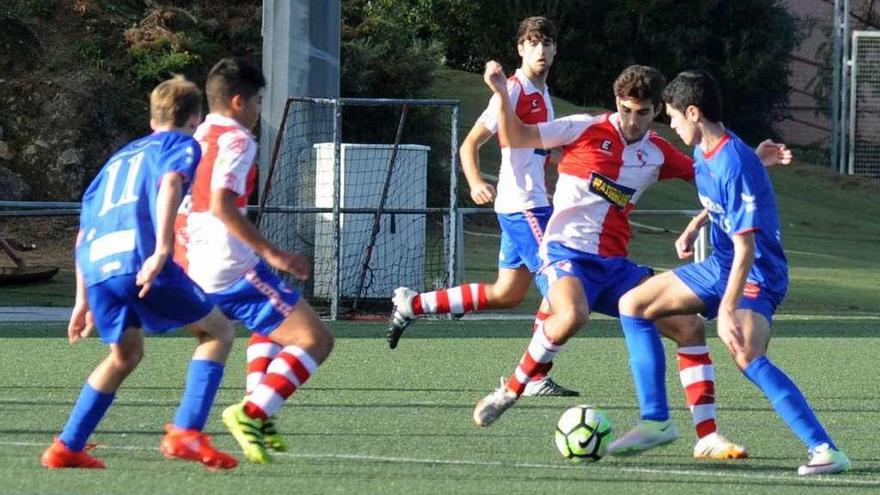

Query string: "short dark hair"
[517, 16, 557, 44]
[205, 57, 266, 111]
[662, 70, 723, 122]
[613, 65, 666, 109]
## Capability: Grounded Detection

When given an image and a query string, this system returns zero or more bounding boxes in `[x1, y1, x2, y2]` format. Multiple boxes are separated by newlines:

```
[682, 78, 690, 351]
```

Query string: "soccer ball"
[554, 405, 613, 463]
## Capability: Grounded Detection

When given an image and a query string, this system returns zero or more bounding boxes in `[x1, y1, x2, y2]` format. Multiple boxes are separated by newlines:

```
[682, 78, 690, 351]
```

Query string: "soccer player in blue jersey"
[41, 76, 238, 470]
[616, 70, 851, 475]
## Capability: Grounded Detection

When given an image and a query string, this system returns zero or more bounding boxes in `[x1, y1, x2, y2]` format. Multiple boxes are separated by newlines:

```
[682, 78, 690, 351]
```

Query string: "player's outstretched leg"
[473, 378, 518, 426]
[679, 349, 747, 459]
[42, 324, 145, 469]
[388, 284, 490, 349]
[245, 333, 288, 451]
[226, 299, 333, 464]
[608, 314, 678, 455]
[388, 287, 419, 348]
[676, 342, 747, 459]
[163, 308, 237, 469]
[521, 311, 579, 397]
[742, 355, 851, 475]
[474, 318, 563, 426]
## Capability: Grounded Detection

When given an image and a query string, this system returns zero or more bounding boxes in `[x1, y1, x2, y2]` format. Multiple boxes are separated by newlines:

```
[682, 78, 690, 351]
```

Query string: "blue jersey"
[693, 131, 788, 296]
[76, 131, 201, 287]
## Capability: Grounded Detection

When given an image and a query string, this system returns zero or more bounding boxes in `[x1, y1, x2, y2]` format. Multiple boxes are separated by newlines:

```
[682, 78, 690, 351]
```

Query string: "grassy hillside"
[432, 68, 880, 317]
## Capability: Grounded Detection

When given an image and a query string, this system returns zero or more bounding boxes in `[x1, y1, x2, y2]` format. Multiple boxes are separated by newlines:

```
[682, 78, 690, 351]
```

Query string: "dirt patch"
[0, 217, 77, 268]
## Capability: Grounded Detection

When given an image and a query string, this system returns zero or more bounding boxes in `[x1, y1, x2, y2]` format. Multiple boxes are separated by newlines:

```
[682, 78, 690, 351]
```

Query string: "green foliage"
[123, 4, 261, 90]
[128, 45, 199, 83]
[381, 0, 803, 142]
[24, 0, 58, 19]
[341, 0, 443, 98]
[74, 39, 106, 71]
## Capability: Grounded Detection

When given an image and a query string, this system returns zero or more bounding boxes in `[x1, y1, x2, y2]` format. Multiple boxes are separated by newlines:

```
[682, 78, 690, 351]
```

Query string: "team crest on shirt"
[589, 172, 636, 210]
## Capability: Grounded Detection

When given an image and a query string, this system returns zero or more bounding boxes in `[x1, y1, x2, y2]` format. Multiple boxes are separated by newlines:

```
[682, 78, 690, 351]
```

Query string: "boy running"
[389, 16, 577, 397]
[473, 61, 790, 459]
[42, 76, 237, 470]
[616, 70, 850, 475]
[179, 57, 334, 464]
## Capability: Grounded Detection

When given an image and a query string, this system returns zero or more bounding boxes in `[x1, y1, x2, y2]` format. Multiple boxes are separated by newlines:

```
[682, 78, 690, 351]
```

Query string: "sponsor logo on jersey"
[589, 172, 636, 210]
[601, 139, 612, 151]
[698, 194, 725, 214]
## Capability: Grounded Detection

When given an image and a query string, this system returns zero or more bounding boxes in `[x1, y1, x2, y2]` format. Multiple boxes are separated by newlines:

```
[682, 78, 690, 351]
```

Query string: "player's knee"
[672, 318, 706, 346]
[732, 349, 763, 371]
[552, 305, 587, 338]
[618, 290, 647, 318]
[111, 347, 143, 373]
[316, 324, 334, 356]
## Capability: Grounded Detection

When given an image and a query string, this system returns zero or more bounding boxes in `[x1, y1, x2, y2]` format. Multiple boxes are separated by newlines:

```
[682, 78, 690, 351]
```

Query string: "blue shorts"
[497, 206, 552, 273]
[208, 261, 301, 336]
[673, 255, 784, 324]
[536, 243, 653, 318]
[87, 268, 213, 344]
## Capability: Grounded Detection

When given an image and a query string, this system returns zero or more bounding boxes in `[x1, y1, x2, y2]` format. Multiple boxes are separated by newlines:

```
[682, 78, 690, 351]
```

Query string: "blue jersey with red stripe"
[693, 131, 788, 296]
[76, 131, 201, 287]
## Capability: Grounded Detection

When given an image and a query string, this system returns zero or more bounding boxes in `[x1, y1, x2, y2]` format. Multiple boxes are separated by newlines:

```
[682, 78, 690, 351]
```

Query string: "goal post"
[848, 30, 880, 182]
[258, 97, 460, 319]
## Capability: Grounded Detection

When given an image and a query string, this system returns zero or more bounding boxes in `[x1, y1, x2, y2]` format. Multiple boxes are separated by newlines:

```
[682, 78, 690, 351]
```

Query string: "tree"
[383, 0, 803, 142]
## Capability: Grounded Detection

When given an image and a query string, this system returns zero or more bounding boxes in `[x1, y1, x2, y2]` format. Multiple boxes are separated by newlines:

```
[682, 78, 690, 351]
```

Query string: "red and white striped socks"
[411, 283, 488, 315]
[245, 334, 281, 397]
[505, 324, 562, 396]
[245, 345, 318, 420]
[531, 311, 552, 381]
[677, 345, 717, 439]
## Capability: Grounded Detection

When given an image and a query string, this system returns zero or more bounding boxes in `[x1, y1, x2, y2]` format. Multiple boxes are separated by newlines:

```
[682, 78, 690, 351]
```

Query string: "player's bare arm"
[718, 231, 756, 356]
[136, 172, 183, 298]
[675, 209, 710, 259]
[460, 122, 496, 205]
[483, 61, 544, 149]
[211, 188, 310, 280]
[68, 262, 94, 344]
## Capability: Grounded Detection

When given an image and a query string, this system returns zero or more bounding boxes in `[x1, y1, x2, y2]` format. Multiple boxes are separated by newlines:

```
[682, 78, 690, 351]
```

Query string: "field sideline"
[1, 319, 878, 494]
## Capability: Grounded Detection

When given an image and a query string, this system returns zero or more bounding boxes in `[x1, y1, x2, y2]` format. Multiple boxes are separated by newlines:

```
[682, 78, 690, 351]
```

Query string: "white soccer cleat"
[797, 443, 852, 476]
[473, 380, 518, 427]
[693, 432, 748, 459]
[607, 419, 678, 456]
[387, 287, 418, 349]
[522, 376, 580, 397]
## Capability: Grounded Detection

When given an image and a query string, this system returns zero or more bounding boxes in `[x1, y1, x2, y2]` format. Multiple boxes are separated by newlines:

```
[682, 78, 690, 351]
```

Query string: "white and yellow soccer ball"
[554, 405, 614, 463]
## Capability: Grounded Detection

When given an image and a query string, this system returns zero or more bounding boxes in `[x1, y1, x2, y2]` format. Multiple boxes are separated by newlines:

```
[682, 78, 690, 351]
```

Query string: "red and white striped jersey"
[183, 113, 260, 292]
[477, 69, 555, 213]
[537, 112, 695, 257]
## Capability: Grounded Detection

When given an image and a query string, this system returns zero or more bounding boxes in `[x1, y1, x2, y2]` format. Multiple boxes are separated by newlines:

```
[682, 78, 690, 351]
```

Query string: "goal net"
[849, 31, 880, 182]
[258, 97, 460, 319]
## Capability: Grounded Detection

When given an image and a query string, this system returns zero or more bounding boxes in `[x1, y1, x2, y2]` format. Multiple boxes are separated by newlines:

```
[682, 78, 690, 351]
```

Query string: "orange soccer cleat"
[41, 438, 105, 469]
[160, 424, 238, 470]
